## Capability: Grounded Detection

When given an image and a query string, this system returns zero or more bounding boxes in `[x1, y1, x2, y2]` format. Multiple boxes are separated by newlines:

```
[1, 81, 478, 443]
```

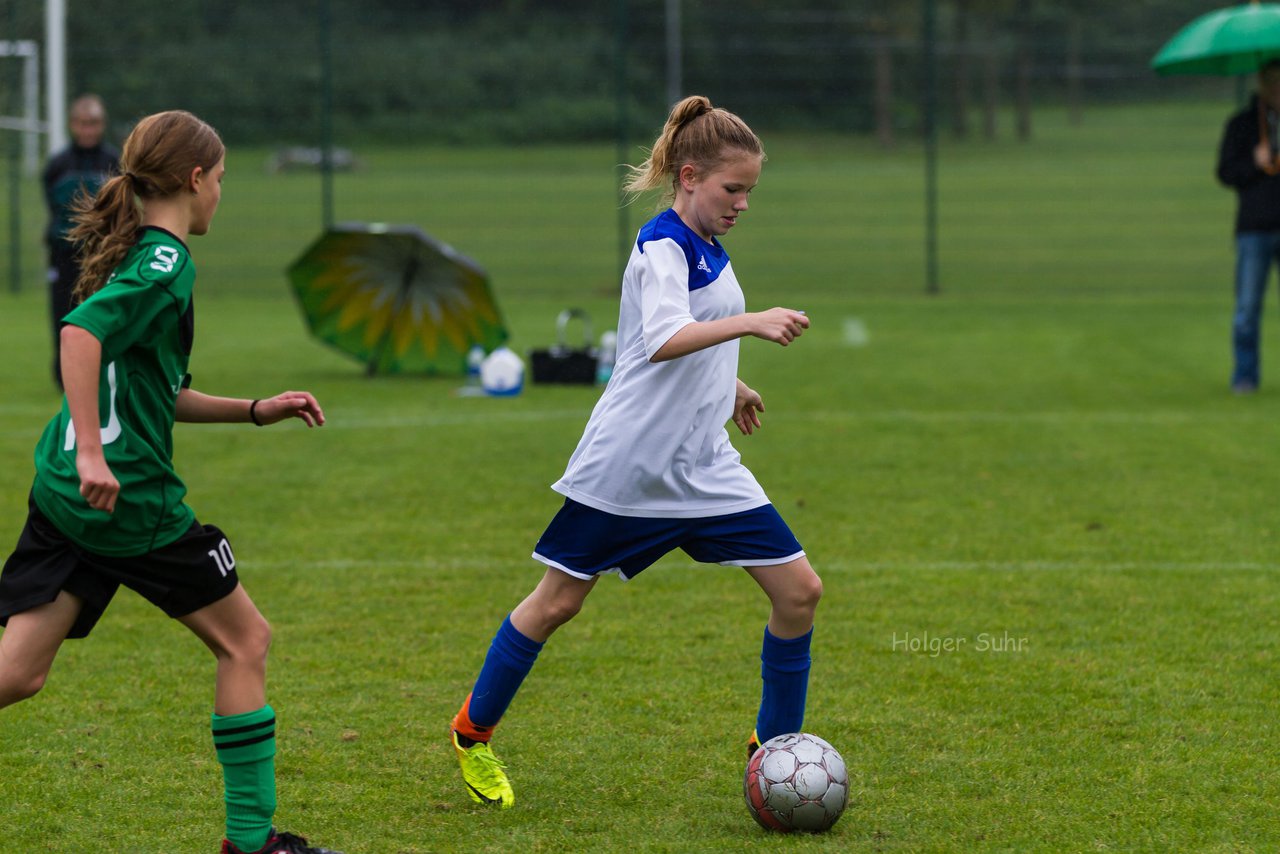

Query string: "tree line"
[3, 0, 1227, 146]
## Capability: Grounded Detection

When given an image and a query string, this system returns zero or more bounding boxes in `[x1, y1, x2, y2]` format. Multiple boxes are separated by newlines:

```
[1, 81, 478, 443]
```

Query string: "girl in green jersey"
[0, 111, 339, 854]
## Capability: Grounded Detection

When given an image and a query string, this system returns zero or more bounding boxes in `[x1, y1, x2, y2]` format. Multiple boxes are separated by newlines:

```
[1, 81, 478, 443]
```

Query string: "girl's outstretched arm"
[176, 389, 325, 427]
[651, 307, 808, 362]
[61, 325, 119, 513]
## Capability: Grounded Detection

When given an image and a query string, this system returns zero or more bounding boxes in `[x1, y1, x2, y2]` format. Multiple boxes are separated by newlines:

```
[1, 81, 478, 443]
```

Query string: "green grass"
[2, 101, 1279, 851]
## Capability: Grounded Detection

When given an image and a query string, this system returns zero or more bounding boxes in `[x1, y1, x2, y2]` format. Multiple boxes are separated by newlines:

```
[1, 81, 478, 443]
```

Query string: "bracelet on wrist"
[249, 399, 264, 426]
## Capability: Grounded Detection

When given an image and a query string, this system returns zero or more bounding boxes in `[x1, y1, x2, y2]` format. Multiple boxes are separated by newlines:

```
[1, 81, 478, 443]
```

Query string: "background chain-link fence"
[5, 1, 1238, 144]
[0, 0, 1249, 299]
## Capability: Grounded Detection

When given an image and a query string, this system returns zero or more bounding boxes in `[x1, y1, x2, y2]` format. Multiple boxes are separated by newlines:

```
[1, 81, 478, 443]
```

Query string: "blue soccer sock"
[461, 615, 545, 733]
[755, 625, 813, 744]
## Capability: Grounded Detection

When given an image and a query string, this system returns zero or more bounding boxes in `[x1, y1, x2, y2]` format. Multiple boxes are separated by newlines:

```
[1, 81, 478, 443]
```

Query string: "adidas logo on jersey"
[696, 255, 712, 274]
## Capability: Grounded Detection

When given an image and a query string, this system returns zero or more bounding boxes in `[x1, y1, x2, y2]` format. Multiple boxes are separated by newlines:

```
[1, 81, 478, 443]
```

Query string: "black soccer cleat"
[220, 829, 343, 854]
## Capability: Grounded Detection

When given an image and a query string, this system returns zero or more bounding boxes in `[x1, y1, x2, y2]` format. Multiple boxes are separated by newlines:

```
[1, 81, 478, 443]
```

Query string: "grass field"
[2, 101, 1279, 852]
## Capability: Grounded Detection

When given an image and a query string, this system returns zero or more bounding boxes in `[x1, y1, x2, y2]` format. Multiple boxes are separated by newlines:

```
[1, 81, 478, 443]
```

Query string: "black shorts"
[0, 494, 240, 639]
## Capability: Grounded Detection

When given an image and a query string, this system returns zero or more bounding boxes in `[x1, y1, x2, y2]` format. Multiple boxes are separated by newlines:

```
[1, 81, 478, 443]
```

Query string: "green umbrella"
[1153, 2, 1280, 76]
[287, 223, 508, 376]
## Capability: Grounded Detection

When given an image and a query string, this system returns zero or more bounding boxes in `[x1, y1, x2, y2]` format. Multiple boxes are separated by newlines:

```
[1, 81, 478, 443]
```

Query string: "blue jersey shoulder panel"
[636, 208, 730, 292]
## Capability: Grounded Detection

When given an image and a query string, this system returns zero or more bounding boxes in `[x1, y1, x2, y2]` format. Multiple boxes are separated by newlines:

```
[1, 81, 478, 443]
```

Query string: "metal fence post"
[922, 0, 939, 295]
[319, 0, 334, 230]
[616, 0, 630, 282]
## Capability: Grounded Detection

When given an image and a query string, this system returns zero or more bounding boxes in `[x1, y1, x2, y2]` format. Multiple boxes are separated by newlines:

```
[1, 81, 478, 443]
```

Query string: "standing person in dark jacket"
[1217, 61, 1280, 394]
[41, 94, 119, 390]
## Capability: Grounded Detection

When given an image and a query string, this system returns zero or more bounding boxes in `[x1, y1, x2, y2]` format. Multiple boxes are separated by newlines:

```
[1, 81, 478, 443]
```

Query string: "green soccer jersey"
[32, 227, 198, 557]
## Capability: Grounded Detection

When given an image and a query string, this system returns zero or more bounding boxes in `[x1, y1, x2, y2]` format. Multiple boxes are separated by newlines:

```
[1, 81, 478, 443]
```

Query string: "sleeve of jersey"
[65, 264, 188, 359]
[638, 237, 696, 361]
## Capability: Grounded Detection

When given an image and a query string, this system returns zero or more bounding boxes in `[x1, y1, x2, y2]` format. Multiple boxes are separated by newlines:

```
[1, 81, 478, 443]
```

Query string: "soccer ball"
[743, 732, 849, 833]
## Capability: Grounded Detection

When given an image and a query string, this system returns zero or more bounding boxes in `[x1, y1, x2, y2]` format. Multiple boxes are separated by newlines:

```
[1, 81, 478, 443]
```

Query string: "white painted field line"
[0, 407, 591, 434]
[138, 408, 593, 434]
[4, 404, 1271, 436]
[821, 560, 1280, 572]
[171, 407, 1275, 433]
[245, 557, 1280, 573]
[801, 410, 1271, 426]
[0, 404, 56, 417]
[323, 409, 590, 429]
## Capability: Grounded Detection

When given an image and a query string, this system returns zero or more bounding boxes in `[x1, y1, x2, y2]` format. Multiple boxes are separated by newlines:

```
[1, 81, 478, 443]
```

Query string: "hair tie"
[122, 171, 136, 182]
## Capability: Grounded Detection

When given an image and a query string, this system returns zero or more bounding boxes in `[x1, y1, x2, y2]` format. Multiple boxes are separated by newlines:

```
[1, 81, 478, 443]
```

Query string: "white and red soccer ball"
[743, 732, 849, 833]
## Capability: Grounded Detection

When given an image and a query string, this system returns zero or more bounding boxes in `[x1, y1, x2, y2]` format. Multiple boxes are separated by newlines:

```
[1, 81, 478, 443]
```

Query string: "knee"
[243, 616, 273, 662]
[512, 573, 595, 641]
[0, 668, 48, 706]
[219, 615, 272, 666]
[541, 593, 585, 631]
[798, 571, 824, 613]
[781, 571, 823, 619]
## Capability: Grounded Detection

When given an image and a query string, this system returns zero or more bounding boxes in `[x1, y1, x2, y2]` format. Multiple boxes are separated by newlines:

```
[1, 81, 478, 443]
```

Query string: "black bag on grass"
[530, 308, 598, 385]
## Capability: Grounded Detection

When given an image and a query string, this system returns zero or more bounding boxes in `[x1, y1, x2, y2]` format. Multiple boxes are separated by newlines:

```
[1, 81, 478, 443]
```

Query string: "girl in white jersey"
[451, 96, 820, 808]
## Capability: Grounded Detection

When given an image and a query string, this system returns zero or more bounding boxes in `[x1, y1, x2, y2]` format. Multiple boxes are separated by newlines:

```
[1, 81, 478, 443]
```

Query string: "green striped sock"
[212, 705, 277, 853]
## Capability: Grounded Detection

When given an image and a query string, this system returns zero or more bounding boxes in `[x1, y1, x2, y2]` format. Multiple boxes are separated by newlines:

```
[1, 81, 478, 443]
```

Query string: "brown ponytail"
[624, 95, 764, 203]
[68, 110, 224, 302]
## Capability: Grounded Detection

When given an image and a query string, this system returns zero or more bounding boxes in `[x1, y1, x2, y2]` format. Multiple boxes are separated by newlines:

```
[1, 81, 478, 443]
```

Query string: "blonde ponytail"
[624, 95, 763, 203]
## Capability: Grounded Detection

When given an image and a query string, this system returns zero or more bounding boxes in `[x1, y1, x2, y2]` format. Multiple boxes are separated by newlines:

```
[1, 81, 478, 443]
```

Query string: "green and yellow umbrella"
[1153, 2, 1280, 76]
[287, 223, 508, 376]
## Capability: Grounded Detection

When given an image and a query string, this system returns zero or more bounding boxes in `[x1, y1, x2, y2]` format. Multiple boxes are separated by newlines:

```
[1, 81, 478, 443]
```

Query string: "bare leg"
[744, 556, 823, 639]
[0, 590, 83, 708]
[178, 585, 271, 716]
[509, 567, 599, 642]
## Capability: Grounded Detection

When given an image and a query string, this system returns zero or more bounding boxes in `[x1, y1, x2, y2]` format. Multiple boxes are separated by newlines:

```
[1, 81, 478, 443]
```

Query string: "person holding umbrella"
[1152, 3, 1280, 391]
[1217, 59, 1280, 394]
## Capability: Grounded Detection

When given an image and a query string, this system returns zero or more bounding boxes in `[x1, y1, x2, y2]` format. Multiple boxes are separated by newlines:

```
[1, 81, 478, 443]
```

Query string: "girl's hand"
[253, 391, 326, 427]
[733, 379, 764, 435]
[749, 308, 809, 346]
[76, 448, 120, 513]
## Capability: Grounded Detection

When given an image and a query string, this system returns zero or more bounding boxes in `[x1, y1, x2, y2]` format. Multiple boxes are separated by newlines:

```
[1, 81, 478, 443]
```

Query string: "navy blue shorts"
[532, 498, 805, 581]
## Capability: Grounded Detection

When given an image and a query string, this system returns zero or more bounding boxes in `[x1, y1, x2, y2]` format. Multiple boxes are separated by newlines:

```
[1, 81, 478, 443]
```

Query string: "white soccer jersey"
[551, 208, 770, 518]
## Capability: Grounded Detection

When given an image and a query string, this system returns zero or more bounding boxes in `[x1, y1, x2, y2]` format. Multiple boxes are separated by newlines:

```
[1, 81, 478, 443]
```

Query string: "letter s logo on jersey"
[150, 246, 180, 273]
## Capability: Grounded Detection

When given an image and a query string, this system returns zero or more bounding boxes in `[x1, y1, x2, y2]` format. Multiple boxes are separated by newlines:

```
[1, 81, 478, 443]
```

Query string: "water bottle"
[466, 344, 486, 387]
[596, 330, 617, 385]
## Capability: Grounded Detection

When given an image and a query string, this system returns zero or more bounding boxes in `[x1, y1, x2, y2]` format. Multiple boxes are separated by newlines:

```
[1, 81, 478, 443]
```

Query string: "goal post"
[0, 40, 43, 177]
[0, 39, 43, 294]
[1, 0, 64, 294]
[45, 0, 65, 155]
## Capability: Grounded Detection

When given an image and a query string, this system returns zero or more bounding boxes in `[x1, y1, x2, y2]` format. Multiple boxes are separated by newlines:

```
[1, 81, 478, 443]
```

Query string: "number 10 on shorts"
[208, 538, 236, 576]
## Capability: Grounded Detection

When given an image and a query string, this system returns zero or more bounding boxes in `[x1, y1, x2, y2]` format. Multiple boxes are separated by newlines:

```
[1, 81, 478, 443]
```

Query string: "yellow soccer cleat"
[453, 730, 515, 808]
